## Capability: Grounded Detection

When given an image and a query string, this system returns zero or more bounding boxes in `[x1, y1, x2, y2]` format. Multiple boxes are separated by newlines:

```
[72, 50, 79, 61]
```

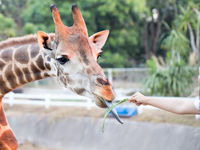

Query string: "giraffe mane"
[0, 33, 55, 50]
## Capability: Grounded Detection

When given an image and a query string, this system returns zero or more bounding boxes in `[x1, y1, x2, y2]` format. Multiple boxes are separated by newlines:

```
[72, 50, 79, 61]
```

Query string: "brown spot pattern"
[30, 63, 42, 80]
[14, 65, 26, 85]
[0, 76, 10, 94]
[5, 65, 17, 89]
[0, 141, 9, 150]
[0, 60, 5, 71]
[97, 78, 109, 86]
[45, 62, 51, 70]
[44, 73, 50, 77]
[47, 56, 51, 61]
[0, 106, 8, 126]
[1, 49, 12, 62]
[0, 130, 18, 150]
[36, 55, 45, 70]
[80, 50, 89, 65]
[66, 76, 73, 84]
[30, 45, 39, 58]
[74, 88, 85, 95]
[86, 68, 92, 74]
[22, 68, 32, 82]
[15, 46, 29, 64]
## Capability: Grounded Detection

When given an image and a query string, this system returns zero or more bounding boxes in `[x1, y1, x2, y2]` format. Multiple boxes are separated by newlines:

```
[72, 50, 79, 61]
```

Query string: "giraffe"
[0, 4, 118, 150]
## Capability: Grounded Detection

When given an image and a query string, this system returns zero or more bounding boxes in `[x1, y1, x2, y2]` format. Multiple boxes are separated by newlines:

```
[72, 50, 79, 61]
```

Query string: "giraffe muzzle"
[95, 78, 115, 101]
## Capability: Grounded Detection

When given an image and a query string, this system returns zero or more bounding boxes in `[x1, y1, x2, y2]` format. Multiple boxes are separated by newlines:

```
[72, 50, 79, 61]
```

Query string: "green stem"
[102, 98, 129, 132]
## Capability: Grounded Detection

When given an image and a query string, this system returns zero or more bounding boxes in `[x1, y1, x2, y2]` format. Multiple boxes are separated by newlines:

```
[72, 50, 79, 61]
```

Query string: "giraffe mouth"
[93, 93, 123, 124]
[103, 99, 123, 124]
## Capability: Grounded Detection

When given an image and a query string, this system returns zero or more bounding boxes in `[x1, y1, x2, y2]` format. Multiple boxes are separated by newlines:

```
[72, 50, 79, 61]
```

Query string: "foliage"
[22, 23, 38, 34]
[162, 29, 190, 63]
[146, 56, 162, 73]
[144, 1, 200, 96]
[0, 13, 16, 40]
[98, 51, 131, 68]
[162, 1, 200, 64]
[0, 0, 200, 68]
[145, 61, 197, 96]
[0, 0, 149, 67]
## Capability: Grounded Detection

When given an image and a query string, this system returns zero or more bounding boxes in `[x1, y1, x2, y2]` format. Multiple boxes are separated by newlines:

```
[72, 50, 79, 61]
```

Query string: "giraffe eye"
[56, 55, 70, 65]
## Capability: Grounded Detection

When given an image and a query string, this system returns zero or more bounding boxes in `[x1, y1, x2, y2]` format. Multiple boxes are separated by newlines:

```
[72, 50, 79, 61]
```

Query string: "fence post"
[86, 98, 92, 110]
[196, 67, 200, 119]
[107, 69, 112, 84]
[45, 95, 50, 109]
[8, 92, 14, 106]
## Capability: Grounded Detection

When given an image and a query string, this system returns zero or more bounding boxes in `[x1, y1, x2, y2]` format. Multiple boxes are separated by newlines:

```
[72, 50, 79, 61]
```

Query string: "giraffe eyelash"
[56, 55, 70, 65]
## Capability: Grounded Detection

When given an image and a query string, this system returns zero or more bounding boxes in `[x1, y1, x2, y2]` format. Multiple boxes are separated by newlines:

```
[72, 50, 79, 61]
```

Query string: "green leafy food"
[102, 98, 129, 132]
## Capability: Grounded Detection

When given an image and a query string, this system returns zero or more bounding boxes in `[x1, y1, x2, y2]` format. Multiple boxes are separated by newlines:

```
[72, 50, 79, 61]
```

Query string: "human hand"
[129, 92, 148, 106]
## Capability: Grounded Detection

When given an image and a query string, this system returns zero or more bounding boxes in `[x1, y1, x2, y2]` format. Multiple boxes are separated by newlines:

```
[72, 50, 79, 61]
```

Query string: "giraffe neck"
[0, 101, 18, 150]
[0, 44, 54, 97]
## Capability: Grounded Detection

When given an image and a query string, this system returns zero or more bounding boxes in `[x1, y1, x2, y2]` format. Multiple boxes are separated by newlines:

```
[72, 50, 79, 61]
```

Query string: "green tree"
[145, 57, 197, 96]
[21, 0, 148, 67]
[0, 0, 27, 35]
[161, 1, 200, 64]
[0, 13, 16, 40]
[1, 0, 200, 68]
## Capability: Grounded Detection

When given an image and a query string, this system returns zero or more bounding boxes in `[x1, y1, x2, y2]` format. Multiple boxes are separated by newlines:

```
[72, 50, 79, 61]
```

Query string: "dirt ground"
[3, 104, 200, 150]
[18, 141, 59, 150]
[4, 104, 200, 127]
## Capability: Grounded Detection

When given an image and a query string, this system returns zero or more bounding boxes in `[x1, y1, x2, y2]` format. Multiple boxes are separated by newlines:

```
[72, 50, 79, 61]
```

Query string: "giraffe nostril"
[97, 78, 110, 86]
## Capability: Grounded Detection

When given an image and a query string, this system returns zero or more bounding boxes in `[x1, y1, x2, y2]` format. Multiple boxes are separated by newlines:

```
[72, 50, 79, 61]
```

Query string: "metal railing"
[104, 68, 150, 84]
[29, 68, 150, 90]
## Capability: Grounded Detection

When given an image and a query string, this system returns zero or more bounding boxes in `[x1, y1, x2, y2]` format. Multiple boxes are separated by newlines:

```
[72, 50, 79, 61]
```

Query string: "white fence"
[3, 92, 96, 110]
[3, 92, 200, 119]
[2, 92, 130, 110]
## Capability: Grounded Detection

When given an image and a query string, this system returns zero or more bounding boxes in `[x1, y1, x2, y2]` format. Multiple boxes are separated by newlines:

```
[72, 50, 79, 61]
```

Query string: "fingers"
[132, 91, 140, 97]
[130, 92, 140, 101]
[129, 97, 139, 105]
[129, 99, 135, 103]
[130, 92, 139, 100]
[129, 100, 142, 106]
[135, 102, 142, 106]
[129, 92, 145, 106]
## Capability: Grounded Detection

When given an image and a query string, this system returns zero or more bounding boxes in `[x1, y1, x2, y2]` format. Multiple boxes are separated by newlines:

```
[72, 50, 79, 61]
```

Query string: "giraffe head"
[37, 4, 115, 108]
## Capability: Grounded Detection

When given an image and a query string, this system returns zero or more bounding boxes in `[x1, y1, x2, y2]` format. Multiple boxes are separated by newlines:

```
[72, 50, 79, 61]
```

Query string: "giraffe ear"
[89, 30, 109, 49]
[37, 31, 52, 51]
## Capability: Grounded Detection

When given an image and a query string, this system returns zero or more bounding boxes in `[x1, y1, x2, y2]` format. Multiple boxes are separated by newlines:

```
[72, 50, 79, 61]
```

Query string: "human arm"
[130, 92, 200, 114]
